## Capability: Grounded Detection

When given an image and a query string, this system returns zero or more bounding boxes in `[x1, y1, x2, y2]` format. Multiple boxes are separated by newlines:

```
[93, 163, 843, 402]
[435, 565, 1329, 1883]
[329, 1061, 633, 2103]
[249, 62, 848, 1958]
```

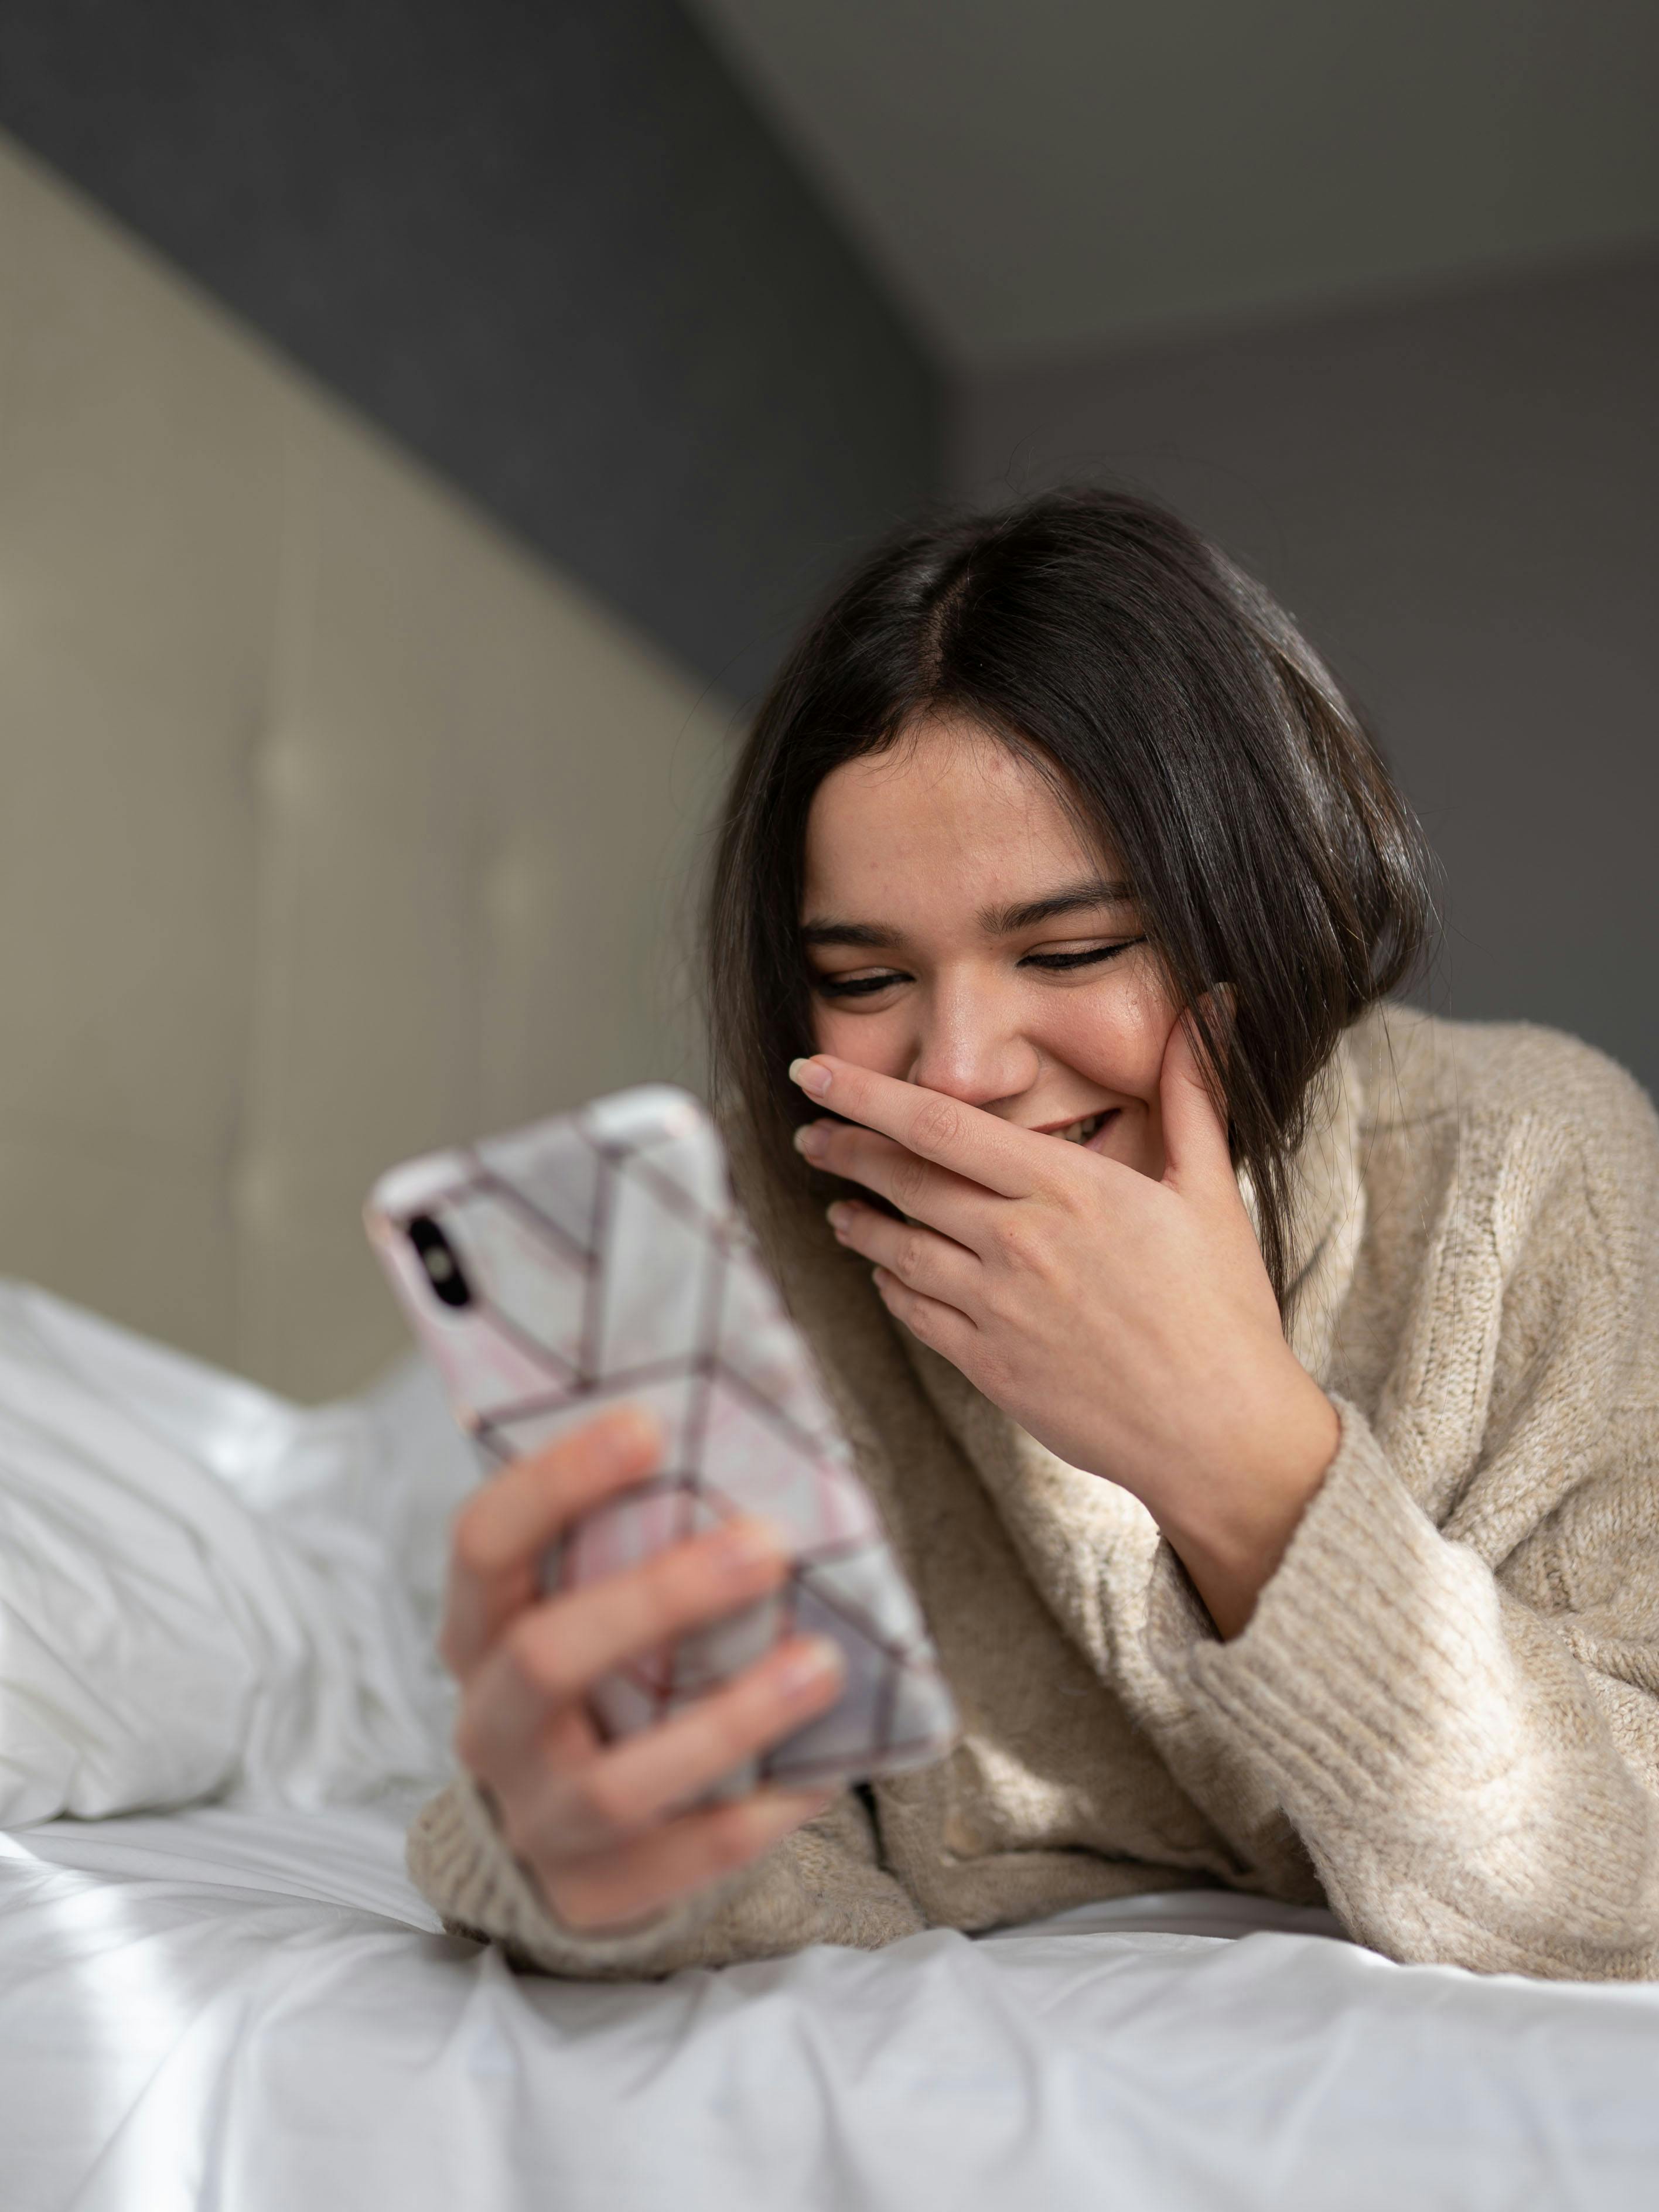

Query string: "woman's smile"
[1037, 1107, 1118, 1146]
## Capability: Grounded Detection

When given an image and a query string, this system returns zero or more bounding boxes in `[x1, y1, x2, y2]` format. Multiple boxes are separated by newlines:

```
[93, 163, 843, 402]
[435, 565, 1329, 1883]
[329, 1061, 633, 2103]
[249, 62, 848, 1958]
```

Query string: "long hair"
[706, 487, 1433, 1306]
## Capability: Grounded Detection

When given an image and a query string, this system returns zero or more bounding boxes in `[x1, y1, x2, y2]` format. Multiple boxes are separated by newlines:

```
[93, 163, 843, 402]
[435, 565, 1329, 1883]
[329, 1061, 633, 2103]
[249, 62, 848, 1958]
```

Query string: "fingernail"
[714, 1517, 785, 1575]
[777, 1636, 844, 1696]
[793, 1120, 830, 1159]
[825, 1201, 851, 1233]
[788, 1057, 833, 1098]
[598, 1405, 660, 1462]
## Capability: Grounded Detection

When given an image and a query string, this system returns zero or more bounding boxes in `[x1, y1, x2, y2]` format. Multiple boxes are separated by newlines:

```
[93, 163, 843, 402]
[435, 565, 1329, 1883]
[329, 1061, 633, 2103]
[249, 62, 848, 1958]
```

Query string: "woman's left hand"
[790, 1016, 1340, 1637]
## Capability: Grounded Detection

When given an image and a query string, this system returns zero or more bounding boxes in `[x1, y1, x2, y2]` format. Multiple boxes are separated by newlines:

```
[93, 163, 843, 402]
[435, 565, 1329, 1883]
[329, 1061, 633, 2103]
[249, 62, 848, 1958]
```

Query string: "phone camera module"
[406, 1215, 473, 1309]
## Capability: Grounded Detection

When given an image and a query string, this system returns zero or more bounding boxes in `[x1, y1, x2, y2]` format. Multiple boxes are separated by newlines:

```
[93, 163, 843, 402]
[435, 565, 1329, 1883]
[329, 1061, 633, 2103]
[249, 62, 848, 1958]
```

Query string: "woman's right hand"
[439, 1403, 845, 1935]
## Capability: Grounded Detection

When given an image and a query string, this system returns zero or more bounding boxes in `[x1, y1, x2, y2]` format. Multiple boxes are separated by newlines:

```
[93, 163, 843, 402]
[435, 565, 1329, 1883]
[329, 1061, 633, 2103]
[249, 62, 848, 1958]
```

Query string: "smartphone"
[364, 1085, 958, 1794]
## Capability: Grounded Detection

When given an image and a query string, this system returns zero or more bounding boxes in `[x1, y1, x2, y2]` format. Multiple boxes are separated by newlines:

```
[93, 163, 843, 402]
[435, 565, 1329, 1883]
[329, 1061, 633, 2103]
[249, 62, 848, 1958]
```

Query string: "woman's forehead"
[812, 716, 1059, 825]
[802, 719, 1117, 921]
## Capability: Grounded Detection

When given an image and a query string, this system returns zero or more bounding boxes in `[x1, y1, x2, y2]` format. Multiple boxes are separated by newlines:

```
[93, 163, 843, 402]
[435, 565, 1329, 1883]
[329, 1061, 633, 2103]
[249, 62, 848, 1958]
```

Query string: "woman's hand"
[791, 1017, 1339, 1637]
[441, 1405, 844, 1934]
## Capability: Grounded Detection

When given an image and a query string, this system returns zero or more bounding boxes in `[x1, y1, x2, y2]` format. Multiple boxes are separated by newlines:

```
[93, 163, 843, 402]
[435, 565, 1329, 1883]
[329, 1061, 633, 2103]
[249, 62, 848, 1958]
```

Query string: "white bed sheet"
[6, 1795, 1659, 2212]
[3, 1282, 1659, 2211]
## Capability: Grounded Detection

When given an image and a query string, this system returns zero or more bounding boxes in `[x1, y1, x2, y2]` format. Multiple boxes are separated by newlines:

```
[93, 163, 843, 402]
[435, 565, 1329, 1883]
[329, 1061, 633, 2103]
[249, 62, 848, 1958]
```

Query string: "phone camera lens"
[407, 1215, 473, 1309]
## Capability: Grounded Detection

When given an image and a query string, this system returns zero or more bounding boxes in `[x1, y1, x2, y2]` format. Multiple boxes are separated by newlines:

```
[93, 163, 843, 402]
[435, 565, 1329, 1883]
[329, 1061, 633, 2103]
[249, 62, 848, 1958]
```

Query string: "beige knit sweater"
[409, 1008, 1659, 1981]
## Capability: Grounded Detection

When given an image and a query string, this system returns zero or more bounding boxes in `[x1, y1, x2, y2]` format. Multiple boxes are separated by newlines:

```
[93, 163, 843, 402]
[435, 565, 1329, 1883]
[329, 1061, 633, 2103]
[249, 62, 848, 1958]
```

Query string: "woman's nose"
[906, 995, 1040, 1108]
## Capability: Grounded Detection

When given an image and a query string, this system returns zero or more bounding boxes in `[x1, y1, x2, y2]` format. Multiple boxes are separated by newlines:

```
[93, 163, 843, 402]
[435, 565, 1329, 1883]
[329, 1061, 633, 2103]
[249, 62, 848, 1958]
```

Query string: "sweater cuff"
[1143, 1395, 1497, 1822]
[407, 1773, 723, 1977]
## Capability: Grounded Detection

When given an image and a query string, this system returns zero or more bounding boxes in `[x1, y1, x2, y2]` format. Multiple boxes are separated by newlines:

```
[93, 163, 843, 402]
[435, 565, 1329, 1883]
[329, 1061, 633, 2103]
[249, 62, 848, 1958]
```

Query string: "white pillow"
[0, 1282, 472, 1826]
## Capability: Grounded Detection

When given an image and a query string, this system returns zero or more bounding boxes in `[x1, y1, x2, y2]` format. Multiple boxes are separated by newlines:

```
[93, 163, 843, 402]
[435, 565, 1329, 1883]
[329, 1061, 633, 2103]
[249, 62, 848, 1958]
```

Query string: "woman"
[410, 489, 1659, 1979]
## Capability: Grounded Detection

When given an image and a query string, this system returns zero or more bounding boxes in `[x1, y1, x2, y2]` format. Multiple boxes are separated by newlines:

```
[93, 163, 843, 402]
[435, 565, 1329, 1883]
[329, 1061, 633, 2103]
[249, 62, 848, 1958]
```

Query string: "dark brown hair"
[706, 487, 1433, 1306]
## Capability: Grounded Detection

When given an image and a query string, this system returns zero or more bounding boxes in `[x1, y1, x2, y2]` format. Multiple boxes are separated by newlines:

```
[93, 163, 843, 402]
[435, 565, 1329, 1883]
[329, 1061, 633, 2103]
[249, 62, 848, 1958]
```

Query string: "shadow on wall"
[0, 0, 943, 702]
[959, 248, 1659, 1100]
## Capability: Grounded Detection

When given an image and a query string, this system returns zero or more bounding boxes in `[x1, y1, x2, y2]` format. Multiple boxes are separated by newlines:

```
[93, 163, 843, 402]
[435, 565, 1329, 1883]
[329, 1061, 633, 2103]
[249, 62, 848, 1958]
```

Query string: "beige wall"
[0, 133, 735, 1401]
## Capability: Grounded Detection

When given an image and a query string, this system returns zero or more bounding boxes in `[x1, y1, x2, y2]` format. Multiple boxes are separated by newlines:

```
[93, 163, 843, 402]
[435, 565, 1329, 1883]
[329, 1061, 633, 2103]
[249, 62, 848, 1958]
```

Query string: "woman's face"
[801, 716, 1182, 1179]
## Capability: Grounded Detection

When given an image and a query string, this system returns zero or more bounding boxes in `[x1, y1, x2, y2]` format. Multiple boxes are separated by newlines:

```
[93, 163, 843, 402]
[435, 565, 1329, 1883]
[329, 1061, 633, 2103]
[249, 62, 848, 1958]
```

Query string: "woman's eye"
[1021, 937, 1145, 973]
[813, 969, 908, 999]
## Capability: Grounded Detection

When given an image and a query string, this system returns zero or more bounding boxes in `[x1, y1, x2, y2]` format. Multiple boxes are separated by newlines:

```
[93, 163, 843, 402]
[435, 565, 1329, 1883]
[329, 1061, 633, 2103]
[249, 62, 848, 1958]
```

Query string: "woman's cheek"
[811, 1002, 906, 1074]
[1050, 975, 1177, 1100]
[808, 999, 844, 1057]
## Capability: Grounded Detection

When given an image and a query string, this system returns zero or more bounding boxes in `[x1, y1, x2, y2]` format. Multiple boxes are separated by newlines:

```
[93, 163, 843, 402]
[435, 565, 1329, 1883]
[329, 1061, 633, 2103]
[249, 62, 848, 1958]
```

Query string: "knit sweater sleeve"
[1145, 1062, 1659, 1979]
[406, 1776, 925, 1979]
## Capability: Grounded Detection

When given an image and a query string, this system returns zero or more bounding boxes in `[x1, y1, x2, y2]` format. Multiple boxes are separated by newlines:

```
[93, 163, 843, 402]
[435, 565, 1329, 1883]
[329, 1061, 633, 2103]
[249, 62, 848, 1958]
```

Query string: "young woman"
[410, 490, 1659, 1981]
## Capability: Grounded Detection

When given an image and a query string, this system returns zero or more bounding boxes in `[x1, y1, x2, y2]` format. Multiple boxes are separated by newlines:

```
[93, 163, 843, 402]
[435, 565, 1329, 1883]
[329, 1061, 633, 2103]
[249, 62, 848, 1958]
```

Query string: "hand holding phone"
[436, 1402, 845, 1934]
[367, 1086, 957, 1815]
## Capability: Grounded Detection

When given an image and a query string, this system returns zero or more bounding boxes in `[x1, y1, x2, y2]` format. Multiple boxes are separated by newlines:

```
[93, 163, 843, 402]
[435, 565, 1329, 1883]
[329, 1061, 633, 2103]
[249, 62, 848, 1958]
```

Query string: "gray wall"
[0, 0, 940, 699]
[959, 250, 1659, 1098]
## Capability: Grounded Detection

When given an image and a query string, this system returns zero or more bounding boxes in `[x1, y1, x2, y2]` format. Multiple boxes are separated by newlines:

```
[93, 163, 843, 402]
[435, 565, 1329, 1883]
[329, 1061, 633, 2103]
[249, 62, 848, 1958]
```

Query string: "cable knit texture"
[408, 1008, 1659, 1980]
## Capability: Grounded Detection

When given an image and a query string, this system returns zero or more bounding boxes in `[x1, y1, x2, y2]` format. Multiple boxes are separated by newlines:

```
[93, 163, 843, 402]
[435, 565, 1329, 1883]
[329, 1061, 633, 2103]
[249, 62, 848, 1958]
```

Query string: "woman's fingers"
[504, 1628, 849, 1866]
[542, 1786, 837, 1936]
[827, 1197, 977, 1309]
[798, 1118, 1000, 1244]
[456, 1516, 793, 1782]
[790, 1056, 1053, 1199]
[503, 1631, 845, 1862]
[1155, 1008, 1245, 1203]
[870, 1268, 979, 1366]
[436, 1399, 854, 1938]
[441, 1405, 664, 1678]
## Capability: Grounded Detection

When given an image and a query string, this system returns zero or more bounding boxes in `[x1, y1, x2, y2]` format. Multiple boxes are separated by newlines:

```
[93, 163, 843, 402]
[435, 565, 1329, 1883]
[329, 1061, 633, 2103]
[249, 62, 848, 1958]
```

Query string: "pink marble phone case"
[366, 1086, 958, 1792]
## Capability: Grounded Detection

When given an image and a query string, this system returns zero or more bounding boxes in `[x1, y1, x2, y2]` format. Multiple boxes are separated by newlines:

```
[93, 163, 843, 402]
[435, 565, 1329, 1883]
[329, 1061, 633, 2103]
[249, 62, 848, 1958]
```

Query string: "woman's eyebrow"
[979, 880, 1134, 934]
[801, 881, 1134, 951]
[800, 919, 897, 949]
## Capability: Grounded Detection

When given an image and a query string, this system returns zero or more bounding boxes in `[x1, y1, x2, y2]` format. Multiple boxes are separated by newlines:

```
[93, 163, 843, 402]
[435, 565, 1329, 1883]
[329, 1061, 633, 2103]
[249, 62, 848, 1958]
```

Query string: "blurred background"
[0, 0, 1655, 1396]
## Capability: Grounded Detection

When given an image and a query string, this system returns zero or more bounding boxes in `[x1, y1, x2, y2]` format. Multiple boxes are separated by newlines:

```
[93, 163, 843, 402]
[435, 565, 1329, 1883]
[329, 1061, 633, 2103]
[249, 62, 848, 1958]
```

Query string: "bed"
[3, 1283, 1658, 2212]
[12, 1810, 1659, 2212]
[4, 128, 1659, 2212]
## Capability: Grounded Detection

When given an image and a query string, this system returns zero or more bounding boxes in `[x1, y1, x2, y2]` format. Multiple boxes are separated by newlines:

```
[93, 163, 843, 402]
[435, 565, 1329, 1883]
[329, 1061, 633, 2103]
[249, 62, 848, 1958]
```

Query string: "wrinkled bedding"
[0, 1281, 469, 1827]
[2, 1282, 1658, 2211]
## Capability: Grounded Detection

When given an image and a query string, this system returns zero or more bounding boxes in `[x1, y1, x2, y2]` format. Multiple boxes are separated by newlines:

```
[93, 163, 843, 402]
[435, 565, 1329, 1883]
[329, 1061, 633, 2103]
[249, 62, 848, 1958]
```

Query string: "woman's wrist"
[1155, 1368, 1341, 1639]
